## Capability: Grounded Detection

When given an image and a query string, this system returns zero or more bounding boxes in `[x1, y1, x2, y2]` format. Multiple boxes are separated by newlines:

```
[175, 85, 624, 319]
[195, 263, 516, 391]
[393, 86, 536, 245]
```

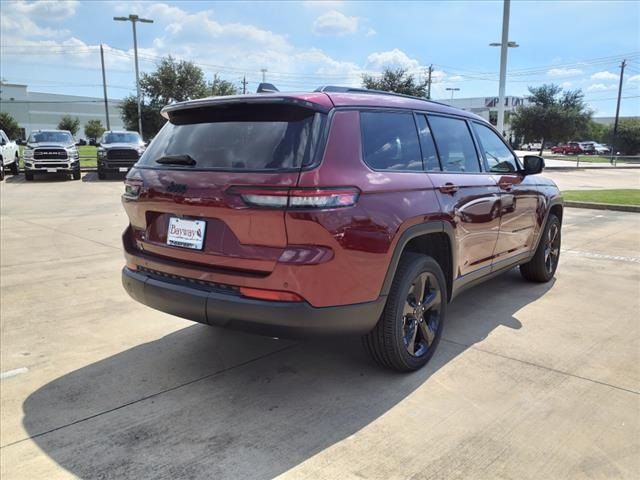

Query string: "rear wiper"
[155, 154, 196, 166]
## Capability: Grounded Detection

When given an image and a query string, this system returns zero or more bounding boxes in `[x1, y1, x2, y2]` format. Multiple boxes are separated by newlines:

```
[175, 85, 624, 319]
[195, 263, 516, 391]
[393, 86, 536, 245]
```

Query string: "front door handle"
[499, 182, 513, 192]
[439, 183, 459, 195]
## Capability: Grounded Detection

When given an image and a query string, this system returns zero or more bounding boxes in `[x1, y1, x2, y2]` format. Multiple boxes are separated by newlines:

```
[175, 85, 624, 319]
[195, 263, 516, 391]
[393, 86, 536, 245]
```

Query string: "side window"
[427, 115, 481, 173]
[415, 115, 440, 171]
[360, 111, 422, 171]
[0, 131, 8, 143]
[472, 122, 519, 173]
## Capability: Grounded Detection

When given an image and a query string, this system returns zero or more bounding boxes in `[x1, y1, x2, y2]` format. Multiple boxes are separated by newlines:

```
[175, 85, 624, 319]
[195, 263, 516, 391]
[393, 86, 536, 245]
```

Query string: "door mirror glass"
[523, 155, 544, 175]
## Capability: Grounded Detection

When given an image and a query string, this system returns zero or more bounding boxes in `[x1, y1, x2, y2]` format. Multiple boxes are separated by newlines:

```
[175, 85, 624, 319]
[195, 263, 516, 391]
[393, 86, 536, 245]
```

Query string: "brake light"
[239, 287, 304, 302]
[123, 179, 143, 199]
[228, 186, 359, 209]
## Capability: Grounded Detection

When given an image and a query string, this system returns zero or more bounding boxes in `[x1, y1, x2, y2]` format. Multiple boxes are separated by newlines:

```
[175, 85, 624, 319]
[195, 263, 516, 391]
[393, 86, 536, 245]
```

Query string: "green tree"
[0, 112, 21, 139]
[120, 96, 166, 140]
[210, 74, 238, 96]
[120, 56, 234, 139]
[362, 68, 428, 97]
[612, 118, 640, 155]
[84, 119, 106, 142]
[58, 115, 81, 136]
[510, 84, 592, 155]
[579, 119, 609, 143]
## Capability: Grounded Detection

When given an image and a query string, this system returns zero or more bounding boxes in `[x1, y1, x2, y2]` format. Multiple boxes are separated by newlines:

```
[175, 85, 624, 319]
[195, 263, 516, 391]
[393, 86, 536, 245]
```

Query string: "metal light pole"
[446, 87, 460, 100]
[114, 14, 153, 137]
[489, 0, 518, 137]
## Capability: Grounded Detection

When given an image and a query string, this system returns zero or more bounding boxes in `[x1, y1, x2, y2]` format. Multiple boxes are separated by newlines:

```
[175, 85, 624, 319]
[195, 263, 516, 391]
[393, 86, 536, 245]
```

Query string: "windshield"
[137, 104, 325, 171]
[28, 131, 73, 144]
[103, 132, 141, 144]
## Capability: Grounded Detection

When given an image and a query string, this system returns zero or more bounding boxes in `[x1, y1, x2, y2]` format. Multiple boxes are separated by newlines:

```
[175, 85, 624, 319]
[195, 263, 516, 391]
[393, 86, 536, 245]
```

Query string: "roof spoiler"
[256, 82, 279, 93]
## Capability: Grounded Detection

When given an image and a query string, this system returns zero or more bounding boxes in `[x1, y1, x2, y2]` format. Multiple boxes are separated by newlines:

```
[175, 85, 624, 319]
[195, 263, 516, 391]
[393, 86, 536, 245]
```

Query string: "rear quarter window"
[360, 111, 423, 171]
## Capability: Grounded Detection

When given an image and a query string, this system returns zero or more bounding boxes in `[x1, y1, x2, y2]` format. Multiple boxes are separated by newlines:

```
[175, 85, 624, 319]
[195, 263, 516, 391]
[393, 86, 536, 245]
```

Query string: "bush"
[613, 118, 640, 155]
[58, 115, 81, 136]
[0, 112, 22, 140]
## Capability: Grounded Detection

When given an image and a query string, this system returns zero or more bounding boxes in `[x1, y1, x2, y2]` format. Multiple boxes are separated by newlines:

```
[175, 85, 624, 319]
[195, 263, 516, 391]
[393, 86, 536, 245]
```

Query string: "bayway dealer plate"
[166, 217, 206, 250]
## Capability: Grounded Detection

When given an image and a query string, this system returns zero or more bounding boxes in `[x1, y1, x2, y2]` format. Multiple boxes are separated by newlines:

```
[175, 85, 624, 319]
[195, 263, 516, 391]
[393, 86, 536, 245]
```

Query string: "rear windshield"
[137, 104, 325, 171]
[28, 131, 73, 144]
[103, 132, 141, 144]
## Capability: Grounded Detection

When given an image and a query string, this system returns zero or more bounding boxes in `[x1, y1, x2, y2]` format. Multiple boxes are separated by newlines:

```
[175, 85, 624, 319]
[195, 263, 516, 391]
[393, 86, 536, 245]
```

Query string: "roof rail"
[314, 85, 450, 107]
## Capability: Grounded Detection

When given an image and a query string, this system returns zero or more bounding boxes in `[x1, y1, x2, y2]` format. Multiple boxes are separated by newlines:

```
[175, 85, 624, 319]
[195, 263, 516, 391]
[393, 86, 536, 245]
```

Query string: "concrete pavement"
[1, 173, 639, 479]
[542, 168, 640, 191]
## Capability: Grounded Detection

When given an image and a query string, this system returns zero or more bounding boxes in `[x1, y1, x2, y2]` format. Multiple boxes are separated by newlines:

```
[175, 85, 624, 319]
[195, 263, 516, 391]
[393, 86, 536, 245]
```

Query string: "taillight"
[239, 287, 304, 302]
[123, 179, 143, 200]
[228, 186, 359, 209]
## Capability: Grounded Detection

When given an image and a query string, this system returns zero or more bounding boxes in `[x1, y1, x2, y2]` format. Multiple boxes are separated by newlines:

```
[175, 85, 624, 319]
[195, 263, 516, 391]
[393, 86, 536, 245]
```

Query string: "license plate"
[167, 217, 206, 250]
[46, 168, 57, 173]
[119, 167, 128, 172]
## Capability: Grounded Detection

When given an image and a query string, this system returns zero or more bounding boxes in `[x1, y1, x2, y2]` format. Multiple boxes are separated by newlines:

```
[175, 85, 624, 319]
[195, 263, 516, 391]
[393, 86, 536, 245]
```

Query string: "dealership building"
[0, 82, 124, 140]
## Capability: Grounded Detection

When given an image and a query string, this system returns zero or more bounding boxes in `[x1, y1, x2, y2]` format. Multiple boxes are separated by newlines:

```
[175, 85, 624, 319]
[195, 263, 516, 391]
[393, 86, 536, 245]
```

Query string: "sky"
[1, 0, 639, 116]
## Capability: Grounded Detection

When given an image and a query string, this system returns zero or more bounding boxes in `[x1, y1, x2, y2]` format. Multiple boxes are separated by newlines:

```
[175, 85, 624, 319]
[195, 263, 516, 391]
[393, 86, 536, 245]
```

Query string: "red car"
[551, 142, 583, 154]
[121, 87, 563, 371]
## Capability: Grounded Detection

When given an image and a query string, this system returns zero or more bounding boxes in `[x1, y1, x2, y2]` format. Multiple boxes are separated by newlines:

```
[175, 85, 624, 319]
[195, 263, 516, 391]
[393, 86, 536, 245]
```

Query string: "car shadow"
[20, 269, 554, 479]
[4, 172, 74, 183]
[82, 172, 127, 183]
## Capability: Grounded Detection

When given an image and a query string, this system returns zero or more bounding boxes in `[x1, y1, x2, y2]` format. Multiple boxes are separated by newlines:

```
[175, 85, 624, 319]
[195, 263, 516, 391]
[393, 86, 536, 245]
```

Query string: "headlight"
[98, 148, 106, 158]
[67, 148, 79, 159]
[137, 146, 146, 155]
[23, 146, 33, 158]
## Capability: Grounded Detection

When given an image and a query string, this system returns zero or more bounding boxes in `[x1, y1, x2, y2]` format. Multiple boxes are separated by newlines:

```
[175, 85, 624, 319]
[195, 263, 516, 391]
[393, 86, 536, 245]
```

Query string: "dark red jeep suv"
[121, 87, 562, 372]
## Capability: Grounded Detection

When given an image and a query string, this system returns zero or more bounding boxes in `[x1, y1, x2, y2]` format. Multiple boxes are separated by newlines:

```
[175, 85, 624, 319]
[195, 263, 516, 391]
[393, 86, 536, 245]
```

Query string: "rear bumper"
[122, 267, 384, 337]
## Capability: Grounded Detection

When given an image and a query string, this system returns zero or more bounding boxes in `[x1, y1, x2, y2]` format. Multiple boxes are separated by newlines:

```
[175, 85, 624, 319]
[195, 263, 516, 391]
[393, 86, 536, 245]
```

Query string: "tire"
[363, 253, 447, 372]
[10, 154, 19, 175]
[0, 163, 4, 181]
[72, 167, 81, 180]
[97, 167, 106, 180]
[520, 214, 561, 282]
[25, 171, 33, 181]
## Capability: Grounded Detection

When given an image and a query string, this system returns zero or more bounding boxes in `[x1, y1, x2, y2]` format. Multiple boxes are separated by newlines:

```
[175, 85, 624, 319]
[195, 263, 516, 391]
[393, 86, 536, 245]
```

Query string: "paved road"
[1, 173, 639, 479]
[542, 168, 640, 191]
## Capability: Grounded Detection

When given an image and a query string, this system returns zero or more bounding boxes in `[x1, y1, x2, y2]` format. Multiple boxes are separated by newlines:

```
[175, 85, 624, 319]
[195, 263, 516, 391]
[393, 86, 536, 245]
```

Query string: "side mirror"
[523, 155, 544, 175]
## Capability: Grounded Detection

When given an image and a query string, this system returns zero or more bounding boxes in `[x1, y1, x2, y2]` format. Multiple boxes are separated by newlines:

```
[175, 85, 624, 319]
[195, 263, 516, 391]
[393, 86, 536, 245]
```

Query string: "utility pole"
[426, 64, 433, 100]
[100, 44, 110, 130]
[260, 68, 267, 82]
[114, 14, 154, 137]
[610, 58, 627, 165]
[241, 75, 248, 94]
[497, 0, 511, 137]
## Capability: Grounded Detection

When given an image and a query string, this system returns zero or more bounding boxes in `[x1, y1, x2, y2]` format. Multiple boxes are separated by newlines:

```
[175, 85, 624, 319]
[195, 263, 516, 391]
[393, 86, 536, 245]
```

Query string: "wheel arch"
[380, 221, 455, 303]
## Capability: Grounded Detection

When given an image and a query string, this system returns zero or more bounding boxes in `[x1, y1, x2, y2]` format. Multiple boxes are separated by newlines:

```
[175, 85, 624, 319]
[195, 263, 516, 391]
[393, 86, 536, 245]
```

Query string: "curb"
[545, 166, 640, 170]
[564, 200, 640, 213]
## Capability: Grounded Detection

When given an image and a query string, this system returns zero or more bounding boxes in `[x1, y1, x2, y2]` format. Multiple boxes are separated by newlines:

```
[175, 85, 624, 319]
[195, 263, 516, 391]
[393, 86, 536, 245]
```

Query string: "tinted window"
[103, 132, 141, 144]
[427, 116, 481, 173]
[138, 104, 324, 171]
[472, 122, 519, 173]
[361, 111, 422, 171]
[28, 131, 73, 144]
[416, 115, 440, 171]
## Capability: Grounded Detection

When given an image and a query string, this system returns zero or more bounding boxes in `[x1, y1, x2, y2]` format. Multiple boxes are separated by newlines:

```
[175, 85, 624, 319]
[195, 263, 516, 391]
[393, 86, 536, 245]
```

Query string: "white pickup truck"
[0, 129, 20, 181]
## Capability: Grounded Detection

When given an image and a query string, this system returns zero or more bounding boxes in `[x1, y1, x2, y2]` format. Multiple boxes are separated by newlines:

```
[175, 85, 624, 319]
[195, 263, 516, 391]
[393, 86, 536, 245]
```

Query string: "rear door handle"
[439, 183, 459, 195]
